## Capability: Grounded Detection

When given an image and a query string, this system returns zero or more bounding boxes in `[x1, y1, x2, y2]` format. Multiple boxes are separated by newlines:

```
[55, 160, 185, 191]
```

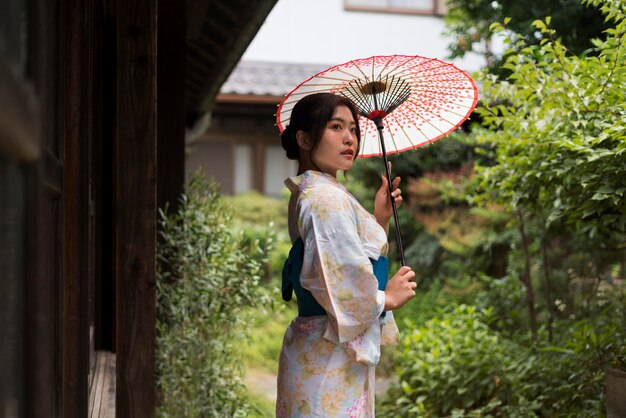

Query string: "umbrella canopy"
[276, 54, 479, 157]
[276, 54, 478, 265]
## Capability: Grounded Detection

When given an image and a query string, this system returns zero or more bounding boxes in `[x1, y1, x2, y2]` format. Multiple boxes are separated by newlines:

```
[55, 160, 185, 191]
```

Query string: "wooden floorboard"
[89, 351, 116, 418]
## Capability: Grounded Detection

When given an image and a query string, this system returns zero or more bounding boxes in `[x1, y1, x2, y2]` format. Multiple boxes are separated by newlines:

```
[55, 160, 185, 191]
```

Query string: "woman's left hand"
[374, 162, 402, 225]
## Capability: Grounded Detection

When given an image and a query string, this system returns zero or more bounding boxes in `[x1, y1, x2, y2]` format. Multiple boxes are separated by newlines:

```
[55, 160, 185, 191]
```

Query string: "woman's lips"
[341, 148, 354, 157]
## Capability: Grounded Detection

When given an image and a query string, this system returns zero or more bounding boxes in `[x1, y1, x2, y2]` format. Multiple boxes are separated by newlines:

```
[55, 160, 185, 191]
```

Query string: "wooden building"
[0, 0, 276, 416]
[186, 61, 328, 196]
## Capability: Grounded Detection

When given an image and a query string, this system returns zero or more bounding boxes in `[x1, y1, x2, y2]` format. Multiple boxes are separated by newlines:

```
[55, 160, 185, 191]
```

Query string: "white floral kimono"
[276, 170, 399, 418]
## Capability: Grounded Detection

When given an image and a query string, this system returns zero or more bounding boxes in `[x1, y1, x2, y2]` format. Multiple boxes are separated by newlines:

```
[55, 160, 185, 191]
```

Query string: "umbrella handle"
[374, 118, 406, 267]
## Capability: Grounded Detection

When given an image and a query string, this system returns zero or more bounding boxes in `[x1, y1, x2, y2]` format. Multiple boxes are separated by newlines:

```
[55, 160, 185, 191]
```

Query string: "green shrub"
[380, 304, 555, 417]
[381, 300, 626, 417]
[529, 305, 626, 416]
[381, 305, 529, 417]
[156, 173, 271, 417]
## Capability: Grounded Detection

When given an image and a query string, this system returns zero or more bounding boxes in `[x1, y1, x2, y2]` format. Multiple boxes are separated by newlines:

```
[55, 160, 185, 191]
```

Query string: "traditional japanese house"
[0, 0, 276, 416]
[186, 61, 328, 196]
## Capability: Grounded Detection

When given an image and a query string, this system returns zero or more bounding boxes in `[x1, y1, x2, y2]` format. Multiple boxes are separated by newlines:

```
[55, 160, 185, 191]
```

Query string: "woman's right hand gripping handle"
[384, 266, 417, 311]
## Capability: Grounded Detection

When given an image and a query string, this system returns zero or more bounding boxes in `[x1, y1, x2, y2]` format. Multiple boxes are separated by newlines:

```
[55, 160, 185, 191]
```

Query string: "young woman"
[276, 92, 417, 417]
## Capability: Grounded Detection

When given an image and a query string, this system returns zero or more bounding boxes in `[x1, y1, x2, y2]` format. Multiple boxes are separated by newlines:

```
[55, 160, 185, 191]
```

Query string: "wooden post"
[115, 0, 157, 416]
[62, 0, 90, 414]
[25, 1, 65, 416]
[157, 0, 187, 216]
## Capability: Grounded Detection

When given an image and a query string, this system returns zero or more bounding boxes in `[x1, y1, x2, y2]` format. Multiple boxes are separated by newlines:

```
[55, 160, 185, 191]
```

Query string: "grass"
[242, 285, 297, 373]
[246, 390, 275, 418]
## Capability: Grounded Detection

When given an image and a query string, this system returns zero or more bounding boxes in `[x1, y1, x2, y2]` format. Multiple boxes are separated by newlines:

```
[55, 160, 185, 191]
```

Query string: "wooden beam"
[115, 0, 157, 416]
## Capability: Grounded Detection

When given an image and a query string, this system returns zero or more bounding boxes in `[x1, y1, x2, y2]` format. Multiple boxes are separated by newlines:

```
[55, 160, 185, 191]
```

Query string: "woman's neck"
[297, 167, 337, 177]
[297, 148, 336, 177]
[297, 159, 336, 177]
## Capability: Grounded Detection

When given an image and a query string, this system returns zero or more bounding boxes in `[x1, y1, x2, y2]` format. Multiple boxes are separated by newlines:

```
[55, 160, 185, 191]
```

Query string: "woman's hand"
[374, 162, 402, 234]
[384, 266, 417, 311]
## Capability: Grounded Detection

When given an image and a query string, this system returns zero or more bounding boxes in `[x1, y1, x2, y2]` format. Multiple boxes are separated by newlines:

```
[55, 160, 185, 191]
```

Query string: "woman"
[276, 92, 417, 417]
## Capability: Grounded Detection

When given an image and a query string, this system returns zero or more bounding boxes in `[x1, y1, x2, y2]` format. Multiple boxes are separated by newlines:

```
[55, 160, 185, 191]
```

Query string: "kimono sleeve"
[298, 187, 386, 346]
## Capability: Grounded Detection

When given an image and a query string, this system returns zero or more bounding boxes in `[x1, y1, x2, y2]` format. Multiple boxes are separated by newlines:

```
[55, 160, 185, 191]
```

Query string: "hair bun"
[281, 125, 299, 160]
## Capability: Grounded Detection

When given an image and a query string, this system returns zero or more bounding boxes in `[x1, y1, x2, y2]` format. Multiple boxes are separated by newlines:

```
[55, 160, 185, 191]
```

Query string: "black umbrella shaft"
[374, 117, 406, 266]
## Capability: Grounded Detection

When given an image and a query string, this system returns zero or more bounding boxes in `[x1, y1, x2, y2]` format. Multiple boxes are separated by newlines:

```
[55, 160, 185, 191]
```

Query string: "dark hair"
[281, 93, 361, 161]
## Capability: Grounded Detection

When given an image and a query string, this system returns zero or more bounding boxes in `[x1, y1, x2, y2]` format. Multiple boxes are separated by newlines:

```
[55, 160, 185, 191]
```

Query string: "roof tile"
[220, 60, 330, 97]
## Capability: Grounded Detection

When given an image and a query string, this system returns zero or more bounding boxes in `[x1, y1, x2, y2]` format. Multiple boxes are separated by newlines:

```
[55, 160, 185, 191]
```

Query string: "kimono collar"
[284, 170, 345, 194]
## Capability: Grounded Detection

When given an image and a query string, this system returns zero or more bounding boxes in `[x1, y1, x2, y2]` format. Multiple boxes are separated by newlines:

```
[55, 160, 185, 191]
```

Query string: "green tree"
[445, 0, 609, 68]
[471, 0, 626, 336]
[474, 0, 626, 241]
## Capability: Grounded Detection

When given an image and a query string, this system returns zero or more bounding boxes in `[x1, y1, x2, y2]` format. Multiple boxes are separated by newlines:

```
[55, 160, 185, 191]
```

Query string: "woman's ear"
[296, 131, 312, 150]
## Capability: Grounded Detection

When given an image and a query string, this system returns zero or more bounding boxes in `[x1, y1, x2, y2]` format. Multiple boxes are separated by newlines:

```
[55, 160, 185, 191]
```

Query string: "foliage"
[473, 273, 529, 334]
[457, 0, 626, 338]
[350, 132, 482, 188]
[381, 302, 626, 417]
[156, 172, 272, 417]
[241, 300, 296, 374]
[246, 391, 276, 418]
[224, 189, 291, 283]
[444, 0, 609, 69]
[346, 133, 485, 267]
[380, 305, 537, 417]
[224, 190, 288, 232]
[393, 277, 482, 328]
[473, 2, 626, 239]
[533, 309, 626, 416]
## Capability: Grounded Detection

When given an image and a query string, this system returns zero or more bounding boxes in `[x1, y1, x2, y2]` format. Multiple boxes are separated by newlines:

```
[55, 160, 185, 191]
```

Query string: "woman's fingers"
[397, 265, 412, 275]
[387, 266, 417, 310]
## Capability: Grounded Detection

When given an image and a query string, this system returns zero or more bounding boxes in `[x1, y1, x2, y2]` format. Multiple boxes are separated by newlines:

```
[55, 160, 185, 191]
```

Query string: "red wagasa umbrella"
[276, 54, 479, 265]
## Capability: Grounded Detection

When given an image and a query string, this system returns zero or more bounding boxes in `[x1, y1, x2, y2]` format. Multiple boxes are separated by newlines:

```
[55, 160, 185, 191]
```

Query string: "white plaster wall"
[243, 0, 487, 73]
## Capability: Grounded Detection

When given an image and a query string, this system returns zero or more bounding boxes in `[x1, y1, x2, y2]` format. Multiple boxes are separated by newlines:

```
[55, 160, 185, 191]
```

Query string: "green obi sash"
[282, 237, 388, 318]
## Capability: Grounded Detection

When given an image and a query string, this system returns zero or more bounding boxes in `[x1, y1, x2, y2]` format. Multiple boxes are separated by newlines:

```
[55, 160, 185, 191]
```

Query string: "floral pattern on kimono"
[276, 170, 399, 418]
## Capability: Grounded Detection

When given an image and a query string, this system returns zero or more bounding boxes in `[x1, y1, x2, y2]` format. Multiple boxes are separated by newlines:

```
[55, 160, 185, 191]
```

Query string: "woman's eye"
[332, 124, 341, 130]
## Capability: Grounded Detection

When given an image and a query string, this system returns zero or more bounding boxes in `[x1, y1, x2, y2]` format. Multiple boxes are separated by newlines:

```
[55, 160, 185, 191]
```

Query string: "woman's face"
[311, 105, 359, 177]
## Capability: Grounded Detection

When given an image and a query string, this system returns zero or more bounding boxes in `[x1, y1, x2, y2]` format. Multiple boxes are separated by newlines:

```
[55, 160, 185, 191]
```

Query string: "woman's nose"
[343, 131, 354, 144]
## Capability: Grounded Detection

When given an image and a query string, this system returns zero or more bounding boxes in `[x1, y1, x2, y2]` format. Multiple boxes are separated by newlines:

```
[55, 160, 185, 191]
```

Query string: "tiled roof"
[219, 61, 330, 97]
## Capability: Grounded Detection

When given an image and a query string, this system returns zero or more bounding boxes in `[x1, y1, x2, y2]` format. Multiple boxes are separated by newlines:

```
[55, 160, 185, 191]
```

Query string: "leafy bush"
[474, 0, 626, 238]
[156, 173, 272, 417]
[532, 299, 626, 416]
[381, 305, 537, 417]
[381, 301, 626, 417]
